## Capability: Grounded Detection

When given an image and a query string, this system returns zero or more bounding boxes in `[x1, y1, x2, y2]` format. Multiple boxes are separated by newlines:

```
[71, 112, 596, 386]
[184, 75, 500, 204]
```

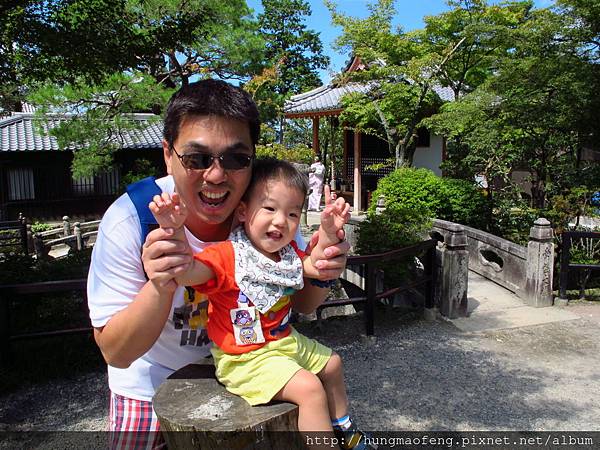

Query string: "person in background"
[308, 155, 326, 211]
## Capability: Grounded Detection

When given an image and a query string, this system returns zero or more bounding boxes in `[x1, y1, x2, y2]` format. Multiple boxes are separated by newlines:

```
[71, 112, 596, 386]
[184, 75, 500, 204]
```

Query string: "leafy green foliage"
[427, 3, 600, 211]
[0, 249, 92, 285]
[252, 0, 329, 138]
[30, 222, 53, 233]
[355, 204, 432, 288]
[368, 167, 488, 229]
[119, 158, 159, 192]
[3, 0, 266, 175]
[30, 73, 172, 178]
[327, 0, 530, 168]
[255, 143, 313, 164]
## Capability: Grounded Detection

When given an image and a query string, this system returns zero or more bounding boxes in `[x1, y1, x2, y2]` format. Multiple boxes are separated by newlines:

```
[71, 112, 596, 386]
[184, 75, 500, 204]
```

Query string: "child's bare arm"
[149, 192, 215, 286]
[303, 185, 351, 278]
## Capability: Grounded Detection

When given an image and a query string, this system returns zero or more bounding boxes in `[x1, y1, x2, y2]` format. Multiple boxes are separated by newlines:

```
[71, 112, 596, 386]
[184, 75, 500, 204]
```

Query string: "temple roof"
[0, 113, 162, 152]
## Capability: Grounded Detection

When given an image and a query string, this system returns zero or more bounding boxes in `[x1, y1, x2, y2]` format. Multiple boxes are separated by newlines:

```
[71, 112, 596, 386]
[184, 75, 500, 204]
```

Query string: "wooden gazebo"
[284, 56, 452, 212]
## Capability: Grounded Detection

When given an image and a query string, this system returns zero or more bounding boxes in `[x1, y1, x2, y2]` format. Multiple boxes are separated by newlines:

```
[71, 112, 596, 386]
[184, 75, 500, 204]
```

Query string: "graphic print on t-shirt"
[172, 286, 210, 347]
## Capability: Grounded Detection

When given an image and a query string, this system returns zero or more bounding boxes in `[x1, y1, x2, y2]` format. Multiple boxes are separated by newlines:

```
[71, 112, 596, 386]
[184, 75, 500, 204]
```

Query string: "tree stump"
[153, 363, 304, 450]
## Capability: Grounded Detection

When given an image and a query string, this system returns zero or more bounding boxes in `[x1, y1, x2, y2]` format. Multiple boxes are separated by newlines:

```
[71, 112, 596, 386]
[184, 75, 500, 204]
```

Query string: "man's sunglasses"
[171, 147, 254, 171]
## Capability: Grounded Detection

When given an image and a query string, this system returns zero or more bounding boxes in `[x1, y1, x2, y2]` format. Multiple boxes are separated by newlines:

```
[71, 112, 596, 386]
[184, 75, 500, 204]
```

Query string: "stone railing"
[33, 216, 101, 258]
[432, 217, 554, 309]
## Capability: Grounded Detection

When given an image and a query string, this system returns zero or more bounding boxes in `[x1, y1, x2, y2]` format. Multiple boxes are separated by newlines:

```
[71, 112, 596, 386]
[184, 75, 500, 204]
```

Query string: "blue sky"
[248, 0, 555, 83]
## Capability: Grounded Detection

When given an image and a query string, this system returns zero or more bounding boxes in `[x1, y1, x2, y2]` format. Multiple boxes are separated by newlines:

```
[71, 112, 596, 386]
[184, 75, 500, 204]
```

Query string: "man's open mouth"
[199, 190, 228, 206]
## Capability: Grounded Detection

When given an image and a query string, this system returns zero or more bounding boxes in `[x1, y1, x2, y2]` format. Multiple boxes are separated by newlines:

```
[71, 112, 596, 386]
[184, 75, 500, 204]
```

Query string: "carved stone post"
[524, 218, 554, 307]
[74, 222, 82, 251]
[62, 216, 71, 237]
[437, 223, 469, 318]
[375, 195, 386, 215]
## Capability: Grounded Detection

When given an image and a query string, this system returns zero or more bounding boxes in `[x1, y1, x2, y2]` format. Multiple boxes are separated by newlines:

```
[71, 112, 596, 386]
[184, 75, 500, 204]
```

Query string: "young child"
[150, 158, 374, 449]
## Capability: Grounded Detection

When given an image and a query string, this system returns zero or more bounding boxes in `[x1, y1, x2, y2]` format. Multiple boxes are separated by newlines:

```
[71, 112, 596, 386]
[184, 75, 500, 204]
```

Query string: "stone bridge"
[337, 214, 556, 322]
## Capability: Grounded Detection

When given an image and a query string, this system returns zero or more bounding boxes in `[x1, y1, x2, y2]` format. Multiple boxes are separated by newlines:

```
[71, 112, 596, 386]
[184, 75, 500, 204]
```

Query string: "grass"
[556, 288, 600, 302]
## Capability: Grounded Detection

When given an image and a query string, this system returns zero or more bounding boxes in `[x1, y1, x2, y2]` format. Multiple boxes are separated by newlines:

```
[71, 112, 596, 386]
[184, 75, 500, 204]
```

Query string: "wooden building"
[0, 113, 166, 220]
[284, 56, 453, 212]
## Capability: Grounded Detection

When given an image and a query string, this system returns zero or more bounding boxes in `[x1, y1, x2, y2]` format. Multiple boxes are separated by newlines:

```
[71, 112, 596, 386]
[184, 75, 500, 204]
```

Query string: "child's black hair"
[244, 157, 308, 201]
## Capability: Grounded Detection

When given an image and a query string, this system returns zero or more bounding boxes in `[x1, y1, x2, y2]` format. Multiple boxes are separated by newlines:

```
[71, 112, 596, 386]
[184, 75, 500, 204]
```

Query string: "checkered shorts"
[109, 391, 165, 450]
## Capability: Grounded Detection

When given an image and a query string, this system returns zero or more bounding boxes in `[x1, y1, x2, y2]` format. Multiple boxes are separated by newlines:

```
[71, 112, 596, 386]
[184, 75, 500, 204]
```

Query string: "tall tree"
[3, 0, 265, 176]
[427, 4, 600, 209]
[327, 0, 532, 168]
[256, 0, 329, 142]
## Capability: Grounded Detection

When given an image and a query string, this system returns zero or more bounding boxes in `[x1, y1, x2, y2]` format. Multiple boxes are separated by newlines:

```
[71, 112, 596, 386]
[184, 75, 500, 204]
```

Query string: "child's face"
[237, 179, 305, 259]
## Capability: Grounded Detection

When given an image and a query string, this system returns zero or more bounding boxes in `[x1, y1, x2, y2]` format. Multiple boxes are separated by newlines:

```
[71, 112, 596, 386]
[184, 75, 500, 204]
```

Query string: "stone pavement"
[450, 271, 580, 333]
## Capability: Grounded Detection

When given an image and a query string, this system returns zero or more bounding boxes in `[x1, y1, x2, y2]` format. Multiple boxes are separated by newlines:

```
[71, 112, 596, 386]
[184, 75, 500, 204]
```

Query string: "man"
[87, 79, 349, 446]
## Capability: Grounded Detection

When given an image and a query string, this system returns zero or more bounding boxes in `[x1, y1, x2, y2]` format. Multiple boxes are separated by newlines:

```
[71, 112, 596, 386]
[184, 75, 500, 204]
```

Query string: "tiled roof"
[284, 79, 455, 116]
[284, 82, 378, 115]
[0, 113, 163, 152]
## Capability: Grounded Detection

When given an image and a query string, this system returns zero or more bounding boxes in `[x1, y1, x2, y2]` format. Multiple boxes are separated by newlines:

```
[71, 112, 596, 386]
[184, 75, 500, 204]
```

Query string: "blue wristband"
[309, 278, 337, 289]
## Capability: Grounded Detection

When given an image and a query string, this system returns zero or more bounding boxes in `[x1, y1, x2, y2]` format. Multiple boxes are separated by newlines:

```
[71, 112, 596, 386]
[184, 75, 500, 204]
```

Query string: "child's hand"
[149, 192, 188, 230]
[319, 185, 351, 236]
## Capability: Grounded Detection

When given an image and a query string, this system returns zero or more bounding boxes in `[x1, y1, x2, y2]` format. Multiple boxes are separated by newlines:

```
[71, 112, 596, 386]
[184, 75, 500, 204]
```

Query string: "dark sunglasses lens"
[221, 153, 253, 170]
[182, 154, 212, 170]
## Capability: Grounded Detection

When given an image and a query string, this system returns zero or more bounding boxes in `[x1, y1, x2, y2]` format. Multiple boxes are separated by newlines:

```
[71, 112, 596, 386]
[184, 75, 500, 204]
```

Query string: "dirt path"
[1, 302, 599, 433]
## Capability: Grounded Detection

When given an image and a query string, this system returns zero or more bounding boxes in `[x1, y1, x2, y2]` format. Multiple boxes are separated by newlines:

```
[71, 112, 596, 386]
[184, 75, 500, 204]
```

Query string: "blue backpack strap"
[126, 176, 162, 244]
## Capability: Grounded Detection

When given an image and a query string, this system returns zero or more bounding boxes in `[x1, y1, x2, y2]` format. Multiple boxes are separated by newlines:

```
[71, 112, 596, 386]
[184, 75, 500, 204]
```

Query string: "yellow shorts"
[211, 327, 333, 405]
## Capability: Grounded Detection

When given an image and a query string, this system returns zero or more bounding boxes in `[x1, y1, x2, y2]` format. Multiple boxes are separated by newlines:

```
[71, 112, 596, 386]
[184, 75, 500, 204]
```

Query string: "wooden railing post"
[423, 243, 438, 321]
[557, 231, 572, 306]
[365, 262, 376, 336]
[18, 214, 28, 255]
[0, 293, 11, 364]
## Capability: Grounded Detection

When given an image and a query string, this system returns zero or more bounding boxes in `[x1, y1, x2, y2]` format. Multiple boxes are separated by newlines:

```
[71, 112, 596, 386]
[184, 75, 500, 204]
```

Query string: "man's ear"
[237, 201, 248, 222]
[163, 139, 173, 175]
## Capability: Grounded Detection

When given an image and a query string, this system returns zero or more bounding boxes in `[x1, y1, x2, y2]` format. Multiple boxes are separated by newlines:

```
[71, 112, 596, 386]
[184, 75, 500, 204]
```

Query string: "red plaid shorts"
[109, 391, 165, 450]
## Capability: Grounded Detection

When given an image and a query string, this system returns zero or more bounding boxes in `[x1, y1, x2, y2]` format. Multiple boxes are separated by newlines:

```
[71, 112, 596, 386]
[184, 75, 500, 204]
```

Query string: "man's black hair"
[163, 79, 260, 149]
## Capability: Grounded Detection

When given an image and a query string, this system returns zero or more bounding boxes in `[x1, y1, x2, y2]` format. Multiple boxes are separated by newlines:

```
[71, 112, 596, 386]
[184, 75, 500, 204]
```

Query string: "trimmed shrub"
[356, 204, 432, 289]
[368, 167, 488, 229]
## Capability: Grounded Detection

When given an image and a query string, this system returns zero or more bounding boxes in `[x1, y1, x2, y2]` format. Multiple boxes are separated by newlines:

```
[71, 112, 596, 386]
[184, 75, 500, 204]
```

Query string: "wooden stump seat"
[153, 363, 305, 450]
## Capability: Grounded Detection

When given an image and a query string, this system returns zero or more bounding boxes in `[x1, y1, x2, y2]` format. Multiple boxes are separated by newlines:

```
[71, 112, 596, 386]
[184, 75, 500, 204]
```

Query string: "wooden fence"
[0, 279, 89, 363]
[0, 217, 29, 255]
[558, 230, 600, 300]
[319, 239, 438, 335]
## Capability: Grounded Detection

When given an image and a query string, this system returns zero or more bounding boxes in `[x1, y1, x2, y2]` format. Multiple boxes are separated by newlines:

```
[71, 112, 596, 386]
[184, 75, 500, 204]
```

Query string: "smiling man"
[86, 80, 349, 448]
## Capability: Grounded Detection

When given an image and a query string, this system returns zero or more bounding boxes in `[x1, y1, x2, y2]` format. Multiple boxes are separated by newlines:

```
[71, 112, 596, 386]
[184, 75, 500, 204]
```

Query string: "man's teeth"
[202, 191, 227, 199]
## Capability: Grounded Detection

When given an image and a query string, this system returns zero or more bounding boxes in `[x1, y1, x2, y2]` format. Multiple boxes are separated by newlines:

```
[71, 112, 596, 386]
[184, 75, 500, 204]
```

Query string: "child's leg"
[316, 352, 349, 420]
[272, 369, 332, 432]
[318, 352, 377, 449]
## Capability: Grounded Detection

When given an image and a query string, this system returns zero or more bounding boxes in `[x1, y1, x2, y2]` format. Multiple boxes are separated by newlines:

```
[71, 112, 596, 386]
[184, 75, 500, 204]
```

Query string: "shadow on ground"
[297, 304, 600, 431]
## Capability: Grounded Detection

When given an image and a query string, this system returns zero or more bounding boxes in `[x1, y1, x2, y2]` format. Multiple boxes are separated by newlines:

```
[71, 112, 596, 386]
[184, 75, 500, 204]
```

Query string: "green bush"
[0, 248, 92, 285]
[368, 167, 488, 229]
[120, 158, 158, 192]
[30, 221, 53, 233]
[356, 205, 432, 289]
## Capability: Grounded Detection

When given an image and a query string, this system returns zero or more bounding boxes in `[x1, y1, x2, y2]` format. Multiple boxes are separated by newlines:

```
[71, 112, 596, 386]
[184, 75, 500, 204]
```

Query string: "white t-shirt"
[87, 175, 305, 401]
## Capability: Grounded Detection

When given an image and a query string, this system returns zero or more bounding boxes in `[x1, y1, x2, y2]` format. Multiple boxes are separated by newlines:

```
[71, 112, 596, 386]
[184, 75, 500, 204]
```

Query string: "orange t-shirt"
[192, 241, 305, 355]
